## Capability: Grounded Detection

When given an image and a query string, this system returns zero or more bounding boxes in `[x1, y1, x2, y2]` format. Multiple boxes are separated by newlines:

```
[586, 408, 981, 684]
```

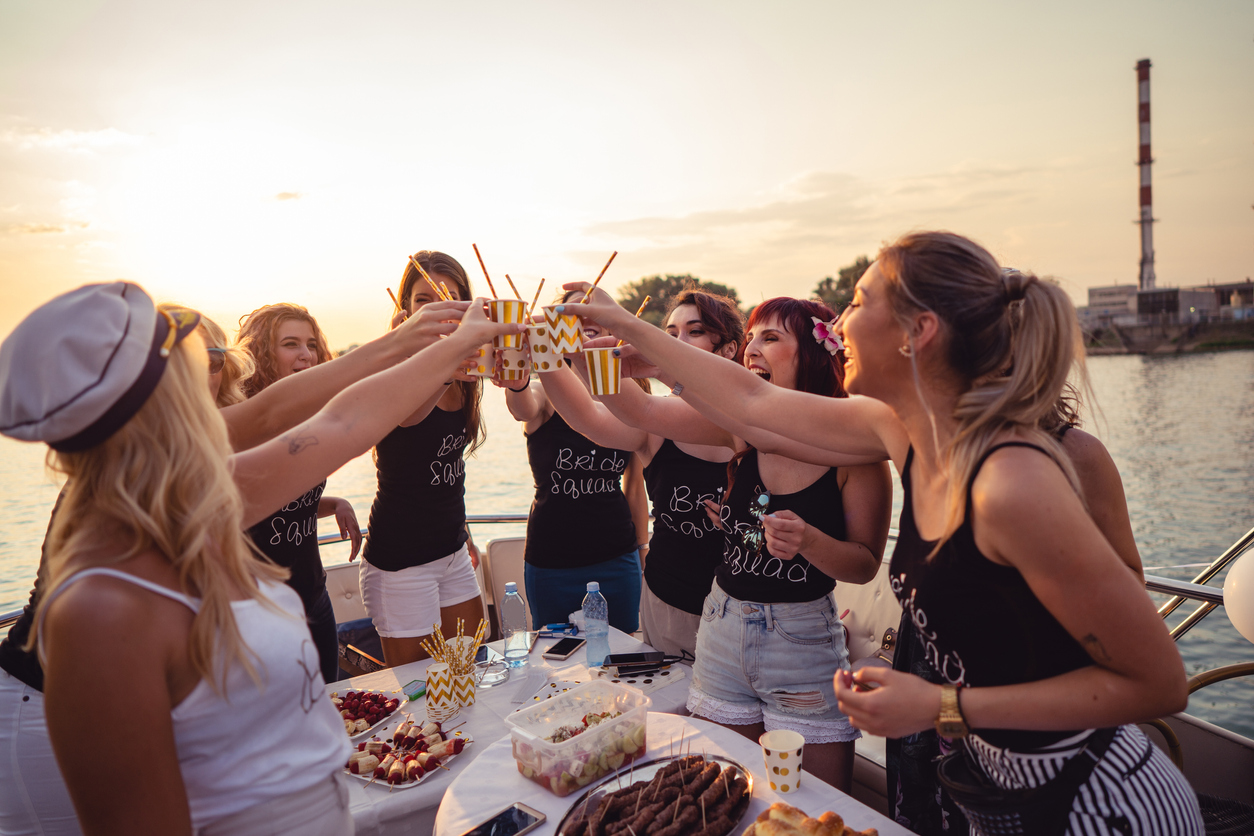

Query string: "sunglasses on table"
[207, 347, 226, 375]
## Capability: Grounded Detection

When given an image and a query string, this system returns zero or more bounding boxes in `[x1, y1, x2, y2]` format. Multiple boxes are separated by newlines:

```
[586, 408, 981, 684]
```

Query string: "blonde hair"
[194, 313, 254, 408]
[877, 231, 1088, 552]
[236, 303, 333, 398]
[30, 334, 289, 692]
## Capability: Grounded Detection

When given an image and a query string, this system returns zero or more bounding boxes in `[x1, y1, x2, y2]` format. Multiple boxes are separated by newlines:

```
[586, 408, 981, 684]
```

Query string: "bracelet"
[444, 380, 454, 386]
[506, 382, 529, 393]
[670, 382, 684, 396]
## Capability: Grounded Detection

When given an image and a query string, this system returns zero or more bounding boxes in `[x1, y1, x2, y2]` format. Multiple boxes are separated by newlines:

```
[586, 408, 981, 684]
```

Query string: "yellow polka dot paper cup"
[760, 729, 804, 793]
[527, 322, 558, 373]
[542, 305, 583, 355]
[583, 346, 621, 396]
[500, 346, 529, 382]
[489, 299, 527, 349]
[465, 344, 492, 377]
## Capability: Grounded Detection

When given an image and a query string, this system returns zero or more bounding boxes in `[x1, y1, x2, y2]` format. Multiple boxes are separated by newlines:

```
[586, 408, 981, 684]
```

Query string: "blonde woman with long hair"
[564, 231, 1202, 835]
[0, 283, 515, 836]
[198, 314, 253, 407]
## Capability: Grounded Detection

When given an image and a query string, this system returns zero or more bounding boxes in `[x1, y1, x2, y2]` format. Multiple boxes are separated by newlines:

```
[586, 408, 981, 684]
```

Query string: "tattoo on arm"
[286, 427, 319, 455]
[1082, 633, 1112, 664]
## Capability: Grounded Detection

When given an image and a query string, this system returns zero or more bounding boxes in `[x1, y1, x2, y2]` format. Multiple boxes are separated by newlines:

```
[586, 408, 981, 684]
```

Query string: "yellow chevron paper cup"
[500, 346, 529, 382]
[452, 673, 477, 708]
[584, 346, 621, 396]
[489, 299, 526, 349]
[527, 322, 558, 373]
[465, 344, 492, 377]
[542, 305, 583, 355]
[425, 663, 460, 724]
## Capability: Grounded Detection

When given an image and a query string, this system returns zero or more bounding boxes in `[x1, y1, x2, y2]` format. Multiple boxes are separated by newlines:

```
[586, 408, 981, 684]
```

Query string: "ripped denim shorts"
[686, 581, 860, 744]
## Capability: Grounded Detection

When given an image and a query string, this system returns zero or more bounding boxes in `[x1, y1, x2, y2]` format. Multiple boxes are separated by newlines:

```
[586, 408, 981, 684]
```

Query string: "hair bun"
[1001, 268, 1035, 304]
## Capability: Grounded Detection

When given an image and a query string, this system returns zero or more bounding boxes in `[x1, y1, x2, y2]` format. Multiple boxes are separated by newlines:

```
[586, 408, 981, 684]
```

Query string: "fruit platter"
[330, 689, 403, 740]
[506, 680, 651, 797]
[344, 718, 474, 790]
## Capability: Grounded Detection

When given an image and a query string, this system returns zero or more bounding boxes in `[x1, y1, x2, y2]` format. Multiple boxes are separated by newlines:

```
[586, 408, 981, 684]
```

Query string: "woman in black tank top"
[238, 303, 362, 684]
[567, 232, 1201, 834]
[535, 289, 743, 658]
[358, 251, 487, 667]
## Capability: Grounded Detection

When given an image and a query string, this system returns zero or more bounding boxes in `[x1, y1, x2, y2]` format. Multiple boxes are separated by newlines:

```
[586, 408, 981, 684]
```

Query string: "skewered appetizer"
[329, 690, 402, 735]
[343, 723, 469, 787]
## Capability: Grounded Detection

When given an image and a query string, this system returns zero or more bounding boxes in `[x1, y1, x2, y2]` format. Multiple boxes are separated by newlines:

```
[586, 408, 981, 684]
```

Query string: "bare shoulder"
[1059, 427, 1114, 469]
[970, 443, 1075, 513]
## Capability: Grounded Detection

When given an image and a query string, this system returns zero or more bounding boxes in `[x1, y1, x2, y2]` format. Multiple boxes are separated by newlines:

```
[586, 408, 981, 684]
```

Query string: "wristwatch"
[935, 684, 969, 738]
[670, 382, 684, 396]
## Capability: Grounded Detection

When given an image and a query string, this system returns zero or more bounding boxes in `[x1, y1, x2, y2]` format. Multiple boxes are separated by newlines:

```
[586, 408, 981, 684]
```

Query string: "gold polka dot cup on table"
[527, 322, 558, 373]
[759, 729, 805, 793]
[488, 299, 527, 349]
[542, 305, 583, 355]
[465, 344, 492, 377]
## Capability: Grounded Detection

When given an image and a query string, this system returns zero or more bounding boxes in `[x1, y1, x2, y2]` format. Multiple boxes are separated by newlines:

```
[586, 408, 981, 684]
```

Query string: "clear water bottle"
[582, 581, 610, 667]
[501, 582, 530, 668]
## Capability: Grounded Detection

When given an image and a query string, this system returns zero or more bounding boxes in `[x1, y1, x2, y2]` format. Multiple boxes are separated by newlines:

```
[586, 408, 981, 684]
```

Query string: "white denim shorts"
[358, 545, 480, 638]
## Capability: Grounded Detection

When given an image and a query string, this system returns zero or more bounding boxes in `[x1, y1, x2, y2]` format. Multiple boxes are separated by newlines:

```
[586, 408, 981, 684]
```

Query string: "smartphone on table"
[603, 652, 665, 668]
[458, 802, 546, 836]
[541, 636, 586, 660]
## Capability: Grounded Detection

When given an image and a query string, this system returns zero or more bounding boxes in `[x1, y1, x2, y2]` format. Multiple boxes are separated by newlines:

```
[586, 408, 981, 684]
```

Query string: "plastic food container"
[505, 681, 650, 796]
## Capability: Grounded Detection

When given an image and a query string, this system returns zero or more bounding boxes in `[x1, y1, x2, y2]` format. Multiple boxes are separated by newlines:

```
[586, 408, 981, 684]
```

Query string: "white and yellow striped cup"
[425, 662, 460, 723]
[489, 299, 527, 349]
[584, 346, 621, 396]
[542, 305, 583, 355]
[527, 322, 558, 373]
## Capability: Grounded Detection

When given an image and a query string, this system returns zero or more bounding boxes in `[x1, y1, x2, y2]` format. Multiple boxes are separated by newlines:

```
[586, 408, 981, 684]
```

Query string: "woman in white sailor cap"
[0, 282, 516, 836]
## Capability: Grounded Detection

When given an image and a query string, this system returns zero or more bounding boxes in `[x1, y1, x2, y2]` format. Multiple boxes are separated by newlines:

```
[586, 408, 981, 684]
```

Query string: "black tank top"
[247, 480, 327, 611]
[0, 489, 63, 691]
[642, 439, 728, 614]
[890, 443, 1093, 750]
[716, 450, 844, 604]
[524, 413, 637, 569]
[363, 407, 470, 571]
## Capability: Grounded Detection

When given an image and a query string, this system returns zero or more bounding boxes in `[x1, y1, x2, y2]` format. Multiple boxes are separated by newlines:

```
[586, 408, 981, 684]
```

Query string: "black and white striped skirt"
[965, 725, 1203, 835]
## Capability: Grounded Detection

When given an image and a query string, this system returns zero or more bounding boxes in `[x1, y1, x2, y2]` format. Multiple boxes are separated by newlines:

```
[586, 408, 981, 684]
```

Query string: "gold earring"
[899, 344, 913, 358]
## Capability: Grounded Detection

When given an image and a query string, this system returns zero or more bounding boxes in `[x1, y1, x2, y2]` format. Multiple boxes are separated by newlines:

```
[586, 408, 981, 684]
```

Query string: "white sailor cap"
[0, 282, 201, 451]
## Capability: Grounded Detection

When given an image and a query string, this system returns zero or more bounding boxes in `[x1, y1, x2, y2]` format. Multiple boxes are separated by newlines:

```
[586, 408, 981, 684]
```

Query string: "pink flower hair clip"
[811, 316, 844, 355]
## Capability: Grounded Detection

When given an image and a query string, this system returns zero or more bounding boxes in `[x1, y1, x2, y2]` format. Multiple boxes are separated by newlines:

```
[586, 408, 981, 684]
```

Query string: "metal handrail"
[1156, 524, 1254, 641]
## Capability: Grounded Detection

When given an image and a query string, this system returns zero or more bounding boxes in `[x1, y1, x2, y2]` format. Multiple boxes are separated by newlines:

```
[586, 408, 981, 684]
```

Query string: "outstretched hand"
[393, 300, 470, 354]
[557, 282, 631, 332]
[581, 338, 661, 381]
[458, 297, 526, 346]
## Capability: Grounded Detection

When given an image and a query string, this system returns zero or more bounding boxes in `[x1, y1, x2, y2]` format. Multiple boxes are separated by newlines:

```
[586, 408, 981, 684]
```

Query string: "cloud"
[4, 221, 91, 235]
[0, 127, 144, 153]
[275, 192, 302, 201]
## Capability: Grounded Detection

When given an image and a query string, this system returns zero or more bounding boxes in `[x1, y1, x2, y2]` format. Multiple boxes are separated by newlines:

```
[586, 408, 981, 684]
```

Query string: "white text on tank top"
[656, 484, 725, 540]
[261, 483, 324, 548]
[891, 572, 968, 685]
[550, 446, 627, 499]
[430, 431, 467, 486]
[725, 482, 810, 584]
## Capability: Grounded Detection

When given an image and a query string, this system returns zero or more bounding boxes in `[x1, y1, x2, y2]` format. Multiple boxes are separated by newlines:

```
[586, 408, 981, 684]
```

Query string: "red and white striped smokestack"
[1136, 58, 1156, 291]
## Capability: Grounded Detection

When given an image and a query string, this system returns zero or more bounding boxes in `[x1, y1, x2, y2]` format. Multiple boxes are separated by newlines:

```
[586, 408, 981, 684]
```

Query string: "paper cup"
[500, 347, 530, 382]
[425, 662, 460, 723]
[584, 346, 621, 396]
[489, 299, 527, 349]
[527, 322, 558, 373]
[543, 305, 583, 355]
[452, 673, 477, 708]
[760, 729, 805, 793]
[465, 344, 493, 377]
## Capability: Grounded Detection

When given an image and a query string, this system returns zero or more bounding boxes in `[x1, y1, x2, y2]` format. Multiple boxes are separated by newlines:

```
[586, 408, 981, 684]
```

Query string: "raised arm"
[595, 372, 737, 449]
[221, 301, 470, 451]
[538, 362, 652, 454]
[232, 302, 517, 527]
[562, 285, 905, 466]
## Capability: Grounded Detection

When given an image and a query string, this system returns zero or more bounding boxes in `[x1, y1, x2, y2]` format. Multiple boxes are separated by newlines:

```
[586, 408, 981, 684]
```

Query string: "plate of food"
[555, 753, 752, 836]
[742, 802, 880, 836]
[330, 689, 403, 740]
[344, 721, 473, 790]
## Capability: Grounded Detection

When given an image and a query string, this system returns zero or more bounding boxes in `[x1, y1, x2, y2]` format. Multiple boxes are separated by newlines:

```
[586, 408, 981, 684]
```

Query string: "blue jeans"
[524, 550, 641, 633]
[687, 581, 859, 743]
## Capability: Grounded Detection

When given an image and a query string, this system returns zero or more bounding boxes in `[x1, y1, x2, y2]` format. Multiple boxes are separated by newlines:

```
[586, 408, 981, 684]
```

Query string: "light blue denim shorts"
[686, 581, 859, 744]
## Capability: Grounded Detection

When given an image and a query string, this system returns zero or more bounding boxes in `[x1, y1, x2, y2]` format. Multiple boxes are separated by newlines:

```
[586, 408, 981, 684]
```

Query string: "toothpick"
[616, 295, 650, 347]
[529, 278, 545, 318]
[582, 251, 618, 302]
[701, 797, 707, 831]
[471, 243, 499, 298]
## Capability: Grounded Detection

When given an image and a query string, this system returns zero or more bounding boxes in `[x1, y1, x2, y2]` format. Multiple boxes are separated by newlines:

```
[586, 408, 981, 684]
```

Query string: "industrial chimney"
[1136, 59, 1156, 290]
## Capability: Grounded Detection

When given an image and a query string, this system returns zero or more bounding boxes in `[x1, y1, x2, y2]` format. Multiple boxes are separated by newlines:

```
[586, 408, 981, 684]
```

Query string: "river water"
[1, 351, 1251, 735]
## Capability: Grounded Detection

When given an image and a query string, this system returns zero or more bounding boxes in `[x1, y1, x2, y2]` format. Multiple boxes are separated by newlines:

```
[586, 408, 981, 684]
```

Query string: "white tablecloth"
[432, 711, 910, 836]
[342, 630, 689, 836]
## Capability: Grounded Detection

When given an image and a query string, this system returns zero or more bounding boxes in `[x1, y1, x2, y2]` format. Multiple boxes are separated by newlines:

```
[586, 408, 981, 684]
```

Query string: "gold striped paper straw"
[582, 251, 618, 302]
[529, 278, 546, 318]
[439, 281, 455, 302]
[387, 287, 402, 313]
[410, 255, 452, 301]
[504, 274, 523, 301]
[617, 295, 650, 347]
[471, 243, 499, 298]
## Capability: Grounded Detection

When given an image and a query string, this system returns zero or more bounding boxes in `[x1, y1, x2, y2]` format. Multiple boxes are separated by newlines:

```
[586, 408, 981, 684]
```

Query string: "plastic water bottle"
[582, 582, 610, 667]
[501, 582, 530, 668]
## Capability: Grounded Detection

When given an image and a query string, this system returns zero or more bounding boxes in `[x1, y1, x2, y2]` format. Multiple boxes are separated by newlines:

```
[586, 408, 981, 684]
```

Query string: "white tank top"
[41, 568, 350, 830]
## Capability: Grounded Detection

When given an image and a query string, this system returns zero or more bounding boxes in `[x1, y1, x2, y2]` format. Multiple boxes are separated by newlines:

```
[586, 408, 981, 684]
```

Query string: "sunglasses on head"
[207, 347, 226, 375]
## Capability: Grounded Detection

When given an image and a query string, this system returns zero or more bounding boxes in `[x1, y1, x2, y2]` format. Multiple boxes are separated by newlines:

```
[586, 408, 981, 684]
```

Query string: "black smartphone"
[603, 651, 666, 667]
[458, 802, 545, 836]
[541, 637, 586, 660]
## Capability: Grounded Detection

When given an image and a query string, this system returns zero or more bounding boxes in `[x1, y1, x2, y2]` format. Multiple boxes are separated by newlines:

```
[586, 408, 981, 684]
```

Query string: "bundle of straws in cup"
[419, 618, 489, 678]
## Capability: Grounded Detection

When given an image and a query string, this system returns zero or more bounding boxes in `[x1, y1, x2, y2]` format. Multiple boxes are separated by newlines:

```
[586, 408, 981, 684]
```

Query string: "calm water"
[1, 352, 1251, 735]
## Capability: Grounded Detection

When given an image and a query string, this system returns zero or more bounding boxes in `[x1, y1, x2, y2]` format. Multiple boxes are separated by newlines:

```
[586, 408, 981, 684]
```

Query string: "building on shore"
[1078, 279, 1253, 330]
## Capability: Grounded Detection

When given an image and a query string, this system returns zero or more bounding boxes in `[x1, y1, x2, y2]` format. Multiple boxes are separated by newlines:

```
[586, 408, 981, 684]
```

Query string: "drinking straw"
[439, 282, 455, 302]
[529, 278, 546, 317]
[616, 295, 650, 347]
[504, 274, 523, 301]
[387, 288, 402, 313]
[471, 243, 499, 298]
[581, 251, 618, 302]
[410, 255, 452, 301]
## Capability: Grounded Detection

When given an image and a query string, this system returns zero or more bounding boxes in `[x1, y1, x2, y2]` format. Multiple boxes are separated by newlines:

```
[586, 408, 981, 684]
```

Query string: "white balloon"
[1223, 552, 1254, 644]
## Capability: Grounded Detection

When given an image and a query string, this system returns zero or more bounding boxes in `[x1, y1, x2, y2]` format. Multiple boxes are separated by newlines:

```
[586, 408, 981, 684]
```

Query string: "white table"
[433, 711, 910, 836]
[342, 630, 689, 836]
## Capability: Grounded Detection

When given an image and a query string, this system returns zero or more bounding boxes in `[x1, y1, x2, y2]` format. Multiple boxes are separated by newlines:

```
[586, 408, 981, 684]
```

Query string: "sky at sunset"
[1, 0, 1251, 349]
